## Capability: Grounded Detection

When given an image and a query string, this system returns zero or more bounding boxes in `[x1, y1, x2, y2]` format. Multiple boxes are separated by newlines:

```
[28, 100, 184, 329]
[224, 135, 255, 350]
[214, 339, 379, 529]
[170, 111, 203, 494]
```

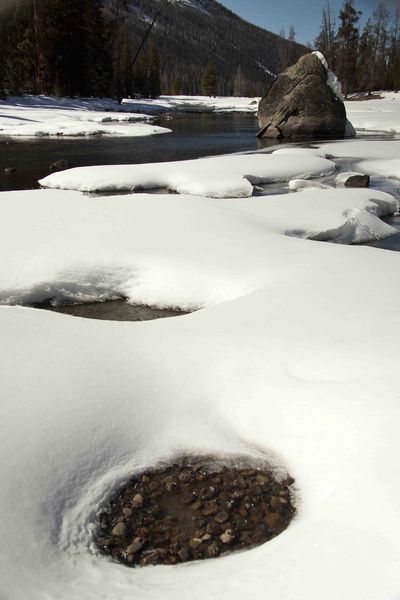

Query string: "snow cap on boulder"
[257, 52, 349, 140]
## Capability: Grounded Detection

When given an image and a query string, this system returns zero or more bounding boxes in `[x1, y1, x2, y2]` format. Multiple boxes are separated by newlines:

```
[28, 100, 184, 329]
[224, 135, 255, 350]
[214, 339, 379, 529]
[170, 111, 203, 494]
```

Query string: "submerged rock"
[258, 53, 347, 140]
[95, 455, 296, 567]
[4, 167, 16, 175]
[49, 159, 70, 173]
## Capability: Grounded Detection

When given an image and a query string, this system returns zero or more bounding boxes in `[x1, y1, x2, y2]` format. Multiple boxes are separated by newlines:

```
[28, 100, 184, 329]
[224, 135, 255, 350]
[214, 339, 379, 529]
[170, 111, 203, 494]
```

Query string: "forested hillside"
[110, 0, 307, 96]
[0, 0, 306, 99]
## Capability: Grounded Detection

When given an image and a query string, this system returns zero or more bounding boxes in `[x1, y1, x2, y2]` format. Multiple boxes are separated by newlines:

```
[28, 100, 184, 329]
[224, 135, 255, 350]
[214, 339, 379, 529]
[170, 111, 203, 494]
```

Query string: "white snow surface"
[0, 96, 171, 137]
[0, 187, 397, 307]
[1, 182, 400, 600]
[2, 93, 400, 600]
[317, 139, 400, 182]
[345, 91, 400, 134]
[123, 95, 260, 114]
[312, 51, 343, 100]
[39, 152, 336, 197]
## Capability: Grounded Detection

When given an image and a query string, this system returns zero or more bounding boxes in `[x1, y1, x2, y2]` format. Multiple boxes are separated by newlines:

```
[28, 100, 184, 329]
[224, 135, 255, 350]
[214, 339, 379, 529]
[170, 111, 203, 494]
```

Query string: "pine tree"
[314, 2, 337, 70]
[387, 9, 400, 90]
[172, 76, 183, 95]
[288, 25, 296, 41]
[83, 0, 111, 97]
[233, 65, 246, 96]
[147, 42, 161, 98]
[336, 0, 361, 97]
[358, 19, 374, 92]
[371, 2, 389, 90]
[201, 62, 218, 96]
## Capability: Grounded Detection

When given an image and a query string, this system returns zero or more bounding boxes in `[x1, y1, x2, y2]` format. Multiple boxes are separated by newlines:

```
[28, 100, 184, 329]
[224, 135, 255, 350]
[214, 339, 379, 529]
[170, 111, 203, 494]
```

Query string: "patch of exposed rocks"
[95, 456, 296, 567]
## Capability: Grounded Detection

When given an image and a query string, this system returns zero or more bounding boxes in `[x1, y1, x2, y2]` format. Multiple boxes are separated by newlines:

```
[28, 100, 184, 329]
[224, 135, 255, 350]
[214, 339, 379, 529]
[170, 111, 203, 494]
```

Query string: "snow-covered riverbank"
[2, 91, 399, 138]
[1, 93, 400, 600]
[0, 96, 171, 137]
[345, 91, 400, 134]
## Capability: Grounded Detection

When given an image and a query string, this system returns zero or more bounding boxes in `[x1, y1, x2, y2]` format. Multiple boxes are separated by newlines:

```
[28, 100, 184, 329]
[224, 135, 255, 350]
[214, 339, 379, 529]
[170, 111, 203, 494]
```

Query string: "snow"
[167, 0, 212, 15]
[345, 92, 400, 134]
[0, 96, 171, 137]
[123, 95, 260, 114]
[289, 179, 331, 191]
[39, 152, 336, 197]
[317, 139, 400, 183]
[0, 187, 397, 307]
[312, 51, 343, 100]
[256, 62, 276, 78]
[1, 182, 400, 599]
[2, 88, 400, 600]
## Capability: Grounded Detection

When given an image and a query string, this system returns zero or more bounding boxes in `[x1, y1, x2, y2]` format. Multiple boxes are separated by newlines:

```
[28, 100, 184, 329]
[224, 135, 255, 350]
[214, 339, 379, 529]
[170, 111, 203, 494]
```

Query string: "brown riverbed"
[95, 455, 296, 567]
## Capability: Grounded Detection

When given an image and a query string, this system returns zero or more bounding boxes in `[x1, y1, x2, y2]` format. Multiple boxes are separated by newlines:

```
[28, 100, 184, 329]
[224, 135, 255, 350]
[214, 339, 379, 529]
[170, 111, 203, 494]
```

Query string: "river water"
[1, 112, 399, 320]
[0, 113, 274, 191]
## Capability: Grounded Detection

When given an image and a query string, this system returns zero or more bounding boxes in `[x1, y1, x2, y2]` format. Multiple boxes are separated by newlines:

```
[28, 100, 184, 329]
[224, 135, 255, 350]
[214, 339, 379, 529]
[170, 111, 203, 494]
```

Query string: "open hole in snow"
[32, 298, 191, 321]
[95, 454, 296, 567]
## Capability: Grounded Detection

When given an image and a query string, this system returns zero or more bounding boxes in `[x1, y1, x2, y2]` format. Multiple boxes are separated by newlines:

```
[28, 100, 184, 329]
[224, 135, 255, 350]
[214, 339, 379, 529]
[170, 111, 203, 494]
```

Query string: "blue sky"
[219, 0, 398, 45]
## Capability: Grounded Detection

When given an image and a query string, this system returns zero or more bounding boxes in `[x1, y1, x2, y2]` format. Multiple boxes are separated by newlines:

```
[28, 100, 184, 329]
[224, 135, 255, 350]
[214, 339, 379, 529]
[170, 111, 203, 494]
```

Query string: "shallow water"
[367, 214, 400, 252]
[40, 299, 189, 321]
[0, 113, 279, 191]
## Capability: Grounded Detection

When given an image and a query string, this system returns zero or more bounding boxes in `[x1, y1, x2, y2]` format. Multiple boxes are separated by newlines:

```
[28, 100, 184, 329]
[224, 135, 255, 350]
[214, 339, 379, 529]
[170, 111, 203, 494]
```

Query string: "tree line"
[0, 0, 307, 99]
[314, 0, 400, 97]
[0, 0, 161, 99]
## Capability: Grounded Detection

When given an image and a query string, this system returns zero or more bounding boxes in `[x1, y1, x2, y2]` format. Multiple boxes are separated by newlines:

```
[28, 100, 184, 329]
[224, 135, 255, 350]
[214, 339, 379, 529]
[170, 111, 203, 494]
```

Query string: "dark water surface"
[0, 113, 276, 191]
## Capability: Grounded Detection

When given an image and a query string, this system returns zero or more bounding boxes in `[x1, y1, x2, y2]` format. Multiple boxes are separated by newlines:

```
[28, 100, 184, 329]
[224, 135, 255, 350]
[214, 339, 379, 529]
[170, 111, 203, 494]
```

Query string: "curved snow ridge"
[0, 187, 397, 307]
[39, 153, 336, 197]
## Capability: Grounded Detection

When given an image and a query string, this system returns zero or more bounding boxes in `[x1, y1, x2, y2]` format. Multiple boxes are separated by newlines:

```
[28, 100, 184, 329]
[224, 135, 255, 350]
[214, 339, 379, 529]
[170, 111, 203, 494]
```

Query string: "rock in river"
[257, 52, 347, 140]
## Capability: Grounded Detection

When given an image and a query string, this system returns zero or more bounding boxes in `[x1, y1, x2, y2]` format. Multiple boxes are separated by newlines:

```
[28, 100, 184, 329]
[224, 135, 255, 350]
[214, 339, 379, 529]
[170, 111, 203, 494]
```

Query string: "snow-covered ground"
[1, 90, 400, 600]
[0, 96, 171, 137]
[122, 95, 260, 114]
[1, 182, 400, 600]
[39, 150, 336, 197]
[345, 91, 400, 134]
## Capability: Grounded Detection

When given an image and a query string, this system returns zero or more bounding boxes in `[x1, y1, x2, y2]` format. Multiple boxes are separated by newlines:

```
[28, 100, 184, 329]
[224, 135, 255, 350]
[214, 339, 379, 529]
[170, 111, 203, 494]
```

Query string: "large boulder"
[257, 53, 347, 140]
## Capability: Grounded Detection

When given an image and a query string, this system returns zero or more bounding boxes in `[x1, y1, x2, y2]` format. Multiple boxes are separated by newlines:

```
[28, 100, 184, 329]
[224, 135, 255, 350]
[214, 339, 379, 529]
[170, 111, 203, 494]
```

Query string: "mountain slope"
[115, 0, 307, 95]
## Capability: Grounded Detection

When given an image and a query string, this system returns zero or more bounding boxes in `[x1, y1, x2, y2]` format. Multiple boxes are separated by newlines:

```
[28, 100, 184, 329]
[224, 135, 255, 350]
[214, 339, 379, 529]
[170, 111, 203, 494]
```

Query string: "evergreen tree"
[288, 25, 296, 42]
[132, 51, 148, 96]
[336, 0, 361, 97]
[387, 9, 400, 90]
[314, 2, 337, 69]
[171, 76, 183, 95]
[370, 2, 389, 90]
[83, 0, 111, 97]
[233, 65, 246, 96]
[358, 19, 374, 92]
[147, 42, 161, 98]
[201, 62, 218, 96]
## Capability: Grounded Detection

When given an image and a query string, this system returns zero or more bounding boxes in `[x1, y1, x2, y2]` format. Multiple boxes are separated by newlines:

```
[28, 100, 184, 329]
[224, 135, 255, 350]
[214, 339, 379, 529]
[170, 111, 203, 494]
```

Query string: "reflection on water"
[0, 113, 280, 191]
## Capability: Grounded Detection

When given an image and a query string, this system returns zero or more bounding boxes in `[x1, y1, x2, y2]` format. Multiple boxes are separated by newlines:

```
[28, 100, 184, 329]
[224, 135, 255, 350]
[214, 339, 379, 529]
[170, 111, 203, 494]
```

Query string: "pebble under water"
[95, 455, 296, 567]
